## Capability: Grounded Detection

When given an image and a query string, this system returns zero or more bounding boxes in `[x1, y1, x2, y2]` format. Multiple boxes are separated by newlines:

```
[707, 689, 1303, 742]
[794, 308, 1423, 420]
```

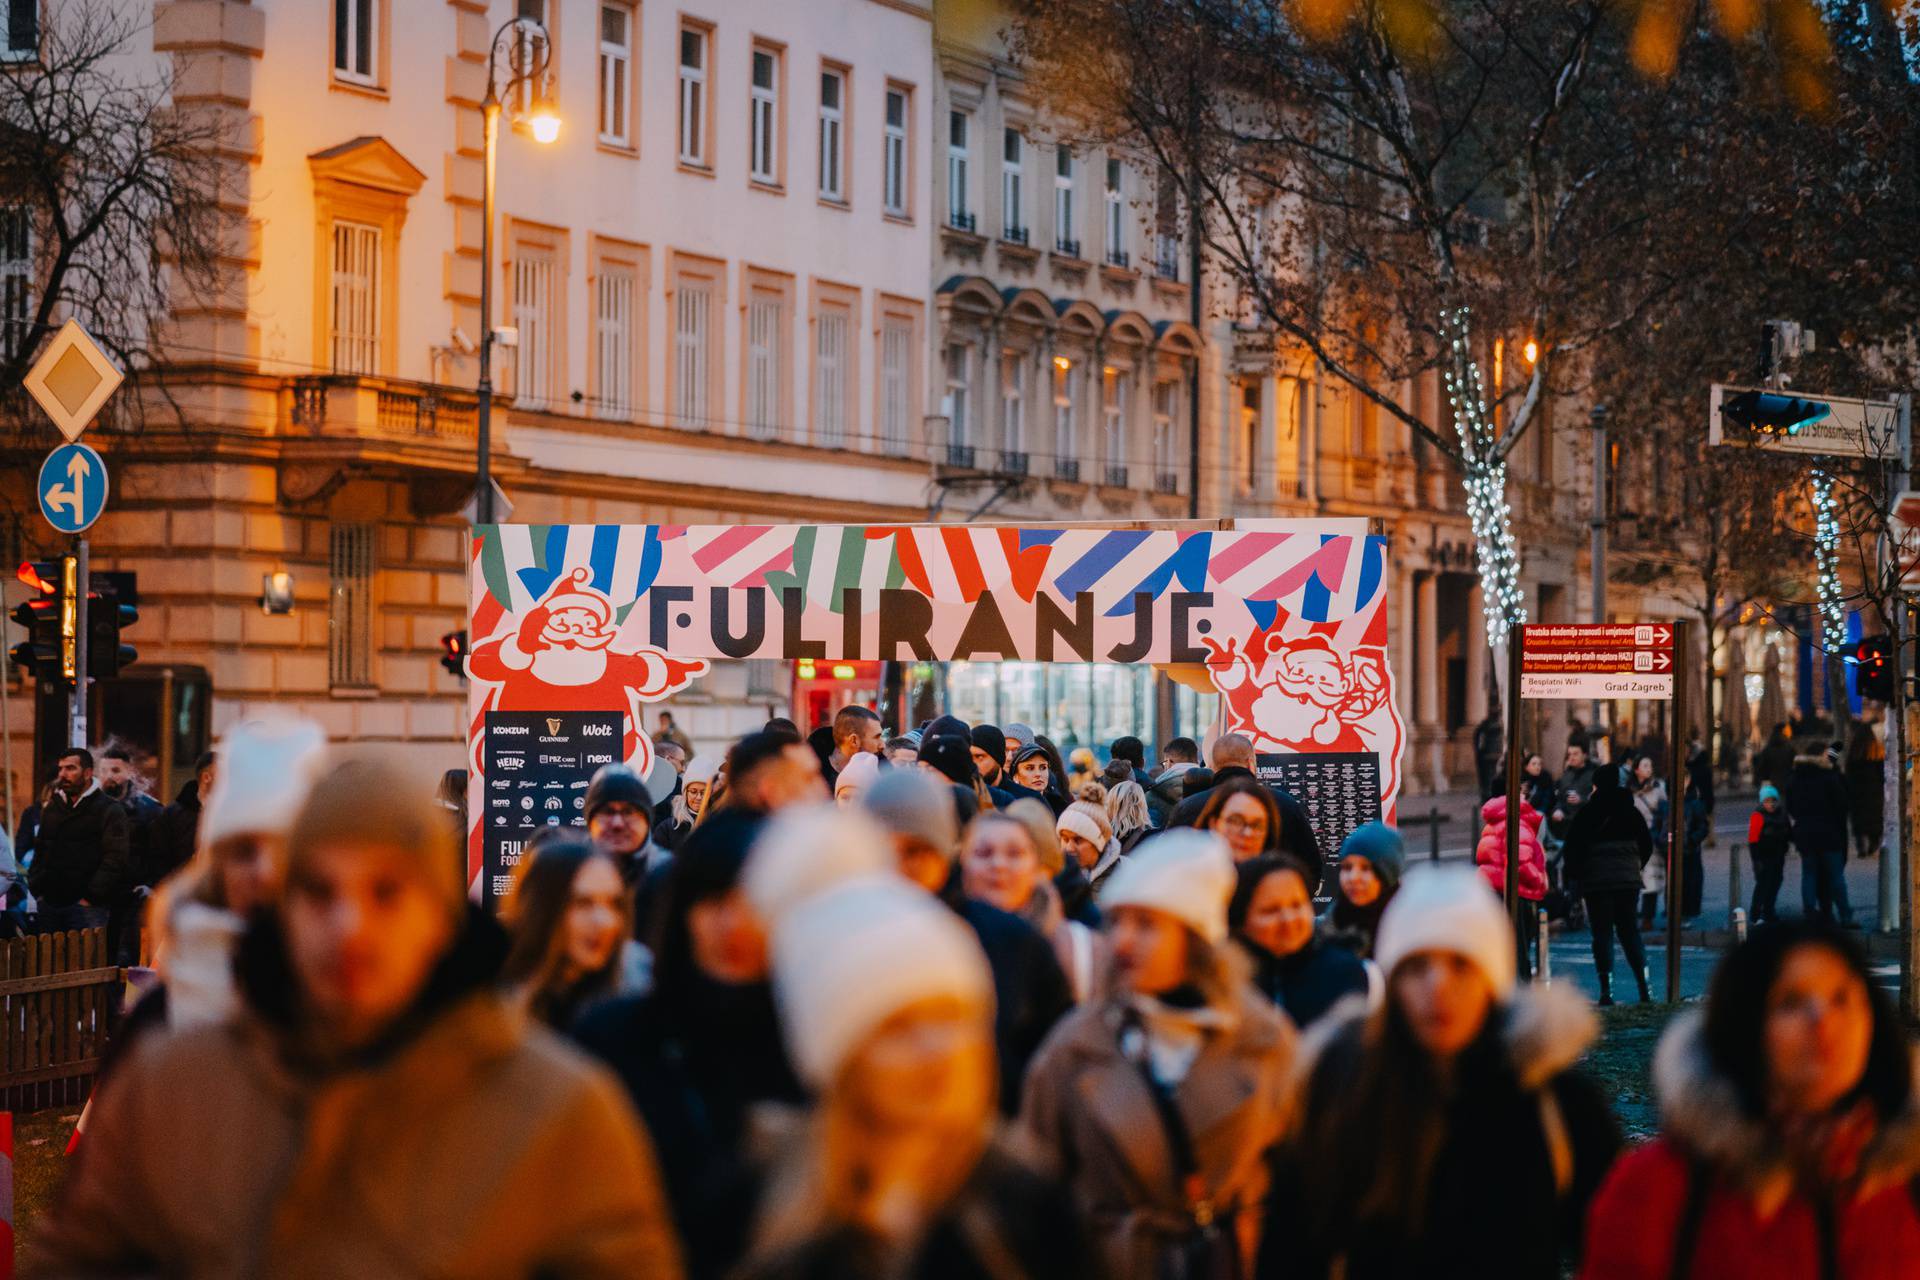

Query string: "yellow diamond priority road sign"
[22, 319, 124, 443]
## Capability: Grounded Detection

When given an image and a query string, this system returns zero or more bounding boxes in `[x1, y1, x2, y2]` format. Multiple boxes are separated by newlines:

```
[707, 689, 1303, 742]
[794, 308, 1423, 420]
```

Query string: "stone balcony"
[281, 374, 479, 442]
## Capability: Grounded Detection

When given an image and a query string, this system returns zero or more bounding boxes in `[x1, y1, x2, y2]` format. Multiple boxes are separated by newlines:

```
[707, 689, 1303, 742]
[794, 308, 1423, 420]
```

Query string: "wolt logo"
[545, 717, 562, 735]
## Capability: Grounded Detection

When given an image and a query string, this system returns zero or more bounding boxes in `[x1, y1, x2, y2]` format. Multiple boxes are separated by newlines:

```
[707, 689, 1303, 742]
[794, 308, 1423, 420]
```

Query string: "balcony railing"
[1055, 458, 1081, 483]
[1055, 236, 1082, 259]
[948, 210, 977, 233]
[1104, 464, 1130, 488]
[1153, 236, 1181, 281]
[1155, 470, 1180, 495]
[1105, 249, 1131, 269]
[946, 442, 978, 468]
[999, 450, 1029, 476]
[1002, 224, 1030, 247]
[285, 374, 478, 440]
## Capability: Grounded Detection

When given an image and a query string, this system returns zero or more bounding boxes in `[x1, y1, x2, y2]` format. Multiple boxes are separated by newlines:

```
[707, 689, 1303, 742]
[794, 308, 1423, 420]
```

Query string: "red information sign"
[1519, 624, 1674, 700]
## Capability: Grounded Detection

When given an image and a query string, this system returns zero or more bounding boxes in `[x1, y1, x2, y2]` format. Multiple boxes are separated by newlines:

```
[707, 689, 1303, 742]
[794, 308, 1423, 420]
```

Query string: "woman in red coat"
[1581, 919, 1920, 1280]
[1475, 780, 1548, 977]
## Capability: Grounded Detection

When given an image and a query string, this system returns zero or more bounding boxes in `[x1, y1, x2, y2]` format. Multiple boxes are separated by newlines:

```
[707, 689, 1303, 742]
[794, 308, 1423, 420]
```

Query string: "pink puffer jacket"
[1476, 796, 1548, 901]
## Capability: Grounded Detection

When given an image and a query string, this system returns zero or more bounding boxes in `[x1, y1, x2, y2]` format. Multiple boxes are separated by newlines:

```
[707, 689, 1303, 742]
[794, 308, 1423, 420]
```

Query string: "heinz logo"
[581, 724, 614, 737]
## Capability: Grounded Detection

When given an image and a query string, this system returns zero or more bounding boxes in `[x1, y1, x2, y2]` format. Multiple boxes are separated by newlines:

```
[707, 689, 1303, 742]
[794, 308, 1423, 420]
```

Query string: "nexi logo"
[585, 753, 614, 766]
[494, 725, 531, 735]
[581, 724, 614, 737]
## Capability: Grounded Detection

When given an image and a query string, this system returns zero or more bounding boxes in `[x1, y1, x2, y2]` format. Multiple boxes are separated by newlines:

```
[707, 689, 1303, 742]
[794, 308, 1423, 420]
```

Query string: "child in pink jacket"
[1477, 781, 1548, 977]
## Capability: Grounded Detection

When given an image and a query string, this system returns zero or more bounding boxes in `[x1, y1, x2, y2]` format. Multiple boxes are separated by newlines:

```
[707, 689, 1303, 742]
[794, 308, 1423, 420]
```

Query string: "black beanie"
[919, 734, 976, 788]
[969, 723, 1005, 761]
[925, 714, 971, 743]
[584, 764, 654, 822]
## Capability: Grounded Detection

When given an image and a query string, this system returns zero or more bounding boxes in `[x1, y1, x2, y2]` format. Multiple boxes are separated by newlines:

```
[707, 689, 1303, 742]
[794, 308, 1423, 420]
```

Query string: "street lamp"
[476, 15, 558, 527]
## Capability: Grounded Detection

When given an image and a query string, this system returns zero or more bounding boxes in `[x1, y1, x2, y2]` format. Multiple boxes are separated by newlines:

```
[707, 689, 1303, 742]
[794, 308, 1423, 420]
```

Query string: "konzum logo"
[495, 725, 531, 735]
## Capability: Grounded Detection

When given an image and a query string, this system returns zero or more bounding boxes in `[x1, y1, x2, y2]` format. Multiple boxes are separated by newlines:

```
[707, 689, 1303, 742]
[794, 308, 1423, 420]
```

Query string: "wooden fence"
[0, 929, 122, 1112]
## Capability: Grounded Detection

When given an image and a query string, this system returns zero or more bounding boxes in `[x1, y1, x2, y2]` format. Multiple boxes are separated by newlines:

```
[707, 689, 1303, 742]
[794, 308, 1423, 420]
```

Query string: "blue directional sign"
[37, 442, 108, 534]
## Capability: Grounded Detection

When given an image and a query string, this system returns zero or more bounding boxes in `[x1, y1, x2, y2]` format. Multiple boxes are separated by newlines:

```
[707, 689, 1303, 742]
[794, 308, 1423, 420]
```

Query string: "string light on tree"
[1440, 307, 1527, 644]
[1811, 468, 1843, 646]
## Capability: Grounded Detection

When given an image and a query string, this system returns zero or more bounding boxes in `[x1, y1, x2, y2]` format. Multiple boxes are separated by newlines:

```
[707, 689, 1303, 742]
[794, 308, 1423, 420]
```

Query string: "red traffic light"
[16, 560, 57, 595]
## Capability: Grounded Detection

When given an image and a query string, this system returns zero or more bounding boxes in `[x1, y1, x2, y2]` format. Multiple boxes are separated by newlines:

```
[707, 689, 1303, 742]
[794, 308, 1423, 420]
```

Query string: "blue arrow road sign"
[38, 442, 108, 534]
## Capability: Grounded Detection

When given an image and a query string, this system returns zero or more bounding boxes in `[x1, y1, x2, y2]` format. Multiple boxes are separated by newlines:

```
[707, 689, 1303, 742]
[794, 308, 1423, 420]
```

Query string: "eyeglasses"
[1218, 815, 1268, 836]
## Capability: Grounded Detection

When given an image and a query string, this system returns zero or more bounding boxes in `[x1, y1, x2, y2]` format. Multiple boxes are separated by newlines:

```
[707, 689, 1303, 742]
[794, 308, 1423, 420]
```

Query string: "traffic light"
[87, 575, 138, 678]
[1855, 635, 1894, 703]
[1720, 390, 1830, 438]
[10, 558, 75, 685]
[440, 629, 468, 679]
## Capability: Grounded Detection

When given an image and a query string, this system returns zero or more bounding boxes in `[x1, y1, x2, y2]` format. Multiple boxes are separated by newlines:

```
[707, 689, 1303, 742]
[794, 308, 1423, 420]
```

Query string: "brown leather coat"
[27, 992, 683, 1279]
[1020, 984, 1296, 1278]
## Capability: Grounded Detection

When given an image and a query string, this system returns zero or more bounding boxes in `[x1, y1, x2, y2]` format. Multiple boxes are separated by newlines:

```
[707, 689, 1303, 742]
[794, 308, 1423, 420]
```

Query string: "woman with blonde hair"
[1106, 778, 1153, 854]
[962, 809, 1106, 1002]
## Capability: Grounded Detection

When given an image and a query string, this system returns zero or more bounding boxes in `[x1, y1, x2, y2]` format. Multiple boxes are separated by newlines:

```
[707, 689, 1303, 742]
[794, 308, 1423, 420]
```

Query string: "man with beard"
[27, 749, 131, 934]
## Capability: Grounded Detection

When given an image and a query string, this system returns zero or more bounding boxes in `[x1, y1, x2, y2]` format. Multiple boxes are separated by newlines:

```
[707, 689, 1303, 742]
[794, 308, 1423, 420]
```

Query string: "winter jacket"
[1784, 755, 1850, 856]
[114, 790, 165, 889]
[1523, 771, 1558, 825]
[145, 780, 203, 888]
[1550, 763, 1599, 838]
[28, 785, 132, 909]
[1166, 767, 1323, 868]
[1560, 772, 1652, 895]
[1262, 985, 1621, 1280]
[950, 896, 1075, 1116]
[1580, 1012, 1920, 1280]
[1147, 763, 1198, 827]
[1021, 981, 1297, 1279]
[734, 1136, 1104, 1280]
[1753, 737, 1797, 791]
[1239, 934, 1369, 1030]
[573, 976, 805, 1280]
[1746, 805, 1791, 861]
[1476, 797, 1548, 902]
[29, 917, 683, 1279]
[1846, 731, 1886, 845]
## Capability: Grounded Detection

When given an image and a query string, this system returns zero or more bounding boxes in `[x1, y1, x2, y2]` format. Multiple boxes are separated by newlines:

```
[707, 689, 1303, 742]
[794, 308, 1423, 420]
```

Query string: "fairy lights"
[1811, 468, 1843, 645]
[1440, 307, 1528, 643]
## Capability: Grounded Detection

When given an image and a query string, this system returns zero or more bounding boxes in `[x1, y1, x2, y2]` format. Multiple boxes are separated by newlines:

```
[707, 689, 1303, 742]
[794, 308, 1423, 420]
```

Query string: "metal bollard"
[1733, 906, 1748, 943]
[1729, 844, 1744, 934]
[1537, 907, 1551, 985]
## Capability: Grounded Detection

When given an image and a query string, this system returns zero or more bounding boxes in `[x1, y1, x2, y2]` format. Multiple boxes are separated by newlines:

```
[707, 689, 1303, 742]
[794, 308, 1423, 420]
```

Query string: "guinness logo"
[546, 717, 562, 735]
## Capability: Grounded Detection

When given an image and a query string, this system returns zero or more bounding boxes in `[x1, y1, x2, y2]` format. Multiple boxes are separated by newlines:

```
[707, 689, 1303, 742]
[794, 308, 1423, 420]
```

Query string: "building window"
[678, 24, 709, 166]
[1054, 147, 1077, 256]
[1102, 366, 1128, 487]
[1104, 157, 1126, 265]
[0, 207, 31, 363]
[747, 289, 783, 439]
[1154, 165, 1181, 280]
[332, 0, 377, 85]
[598, 3, 634, 147]
[510, 0, 549, 116]
[1001, 128, 1025, 242]
[1052, 359, 1078, 481]
[673, 278, 713, 428]
[1237, 381, 1259, 497]
[883, 87, 909, 218]
[818, 67, 846, 202]
[1001, 352, 1026, 468]
[880, 313, 912, 455]
[947, 111, 972, 228]
[328, 523, 375, 689]
[4, 0, 37, 62]
[945, 342, 973, 463]
[594, 266, 635, 418]
[814, 303, 850, 446]
[1155, 380, 1180, 493]
[512, 248, 555, 410]
[750, 46, 780, 184]
[328, 220, 381, 374]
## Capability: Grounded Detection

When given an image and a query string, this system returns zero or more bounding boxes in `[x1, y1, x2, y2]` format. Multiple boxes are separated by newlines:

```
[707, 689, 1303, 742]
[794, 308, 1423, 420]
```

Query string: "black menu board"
[1255, 751, 1383, 904]
[482, 710, 623, 909]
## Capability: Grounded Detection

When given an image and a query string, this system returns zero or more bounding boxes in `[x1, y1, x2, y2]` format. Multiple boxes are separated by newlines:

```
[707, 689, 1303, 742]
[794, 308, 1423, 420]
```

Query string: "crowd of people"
[19, 709, 1920, 1278]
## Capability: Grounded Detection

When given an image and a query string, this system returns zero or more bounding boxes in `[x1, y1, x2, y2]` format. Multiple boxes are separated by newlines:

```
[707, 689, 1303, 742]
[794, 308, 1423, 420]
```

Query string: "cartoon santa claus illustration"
[467, 568, 708, 770]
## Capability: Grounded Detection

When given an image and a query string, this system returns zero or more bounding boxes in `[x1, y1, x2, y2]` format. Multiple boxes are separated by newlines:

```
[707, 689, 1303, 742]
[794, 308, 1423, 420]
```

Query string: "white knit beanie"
[1374, 865, 1517, 1001]
[1056, 803, 1110, 849]
[1097, 828, 1235, 944]
[201, 717, 329, 846]
[833, 751, 880, 797]
[772, 876, 994, 1085]
[684, 753, 721, 786]
[742, 802, 892, 928]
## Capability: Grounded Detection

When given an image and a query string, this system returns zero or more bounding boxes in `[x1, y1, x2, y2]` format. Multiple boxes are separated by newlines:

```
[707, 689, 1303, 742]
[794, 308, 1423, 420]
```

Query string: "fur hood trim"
[1791, 752, 1835, 769]
[1284, 981, 1598, 1109]
[1653, 1010, 1920, 1201]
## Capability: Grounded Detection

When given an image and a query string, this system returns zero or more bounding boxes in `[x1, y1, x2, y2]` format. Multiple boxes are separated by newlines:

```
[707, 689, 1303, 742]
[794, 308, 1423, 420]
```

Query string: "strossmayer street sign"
[1519, 623, 1673, 701]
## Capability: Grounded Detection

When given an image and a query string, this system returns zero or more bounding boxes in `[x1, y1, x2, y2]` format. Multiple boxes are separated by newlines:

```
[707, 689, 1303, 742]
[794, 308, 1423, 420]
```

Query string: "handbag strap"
[1120, 1011, 1216, 1225]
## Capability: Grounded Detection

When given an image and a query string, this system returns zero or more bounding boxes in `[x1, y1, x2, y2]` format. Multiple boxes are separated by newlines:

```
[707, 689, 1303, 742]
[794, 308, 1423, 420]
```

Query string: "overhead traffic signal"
[440, 629, 468, 679]
[1720, 390, 1830, 438]
[10, 558, 76, 686]
[1855, 635, 1894, 703]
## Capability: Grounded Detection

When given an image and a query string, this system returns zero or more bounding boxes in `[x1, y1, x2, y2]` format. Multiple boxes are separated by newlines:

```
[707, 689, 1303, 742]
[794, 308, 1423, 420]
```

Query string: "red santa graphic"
[467, 568, 708, 773]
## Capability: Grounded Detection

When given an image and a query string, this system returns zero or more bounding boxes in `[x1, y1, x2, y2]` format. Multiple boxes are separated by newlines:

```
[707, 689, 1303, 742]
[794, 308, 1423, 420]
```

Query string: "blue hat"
[1338, 821, 1406, 892]
[1758, 783, 1782, 804]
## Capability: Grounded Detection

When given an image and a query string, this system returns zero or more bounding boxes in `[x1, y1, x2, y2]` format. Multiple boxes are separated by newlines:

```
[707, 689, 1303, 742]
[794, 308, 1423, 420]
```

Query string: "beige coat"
[27, 992, 683, 1279]
[1020, 984, 1296, 1279]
